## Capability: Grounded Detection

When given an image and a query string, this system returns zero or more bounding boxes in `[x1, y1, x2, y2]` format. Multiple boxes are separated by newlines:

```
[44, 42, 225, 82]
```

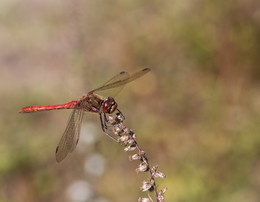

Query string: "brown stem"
[135, 142, 159, 201]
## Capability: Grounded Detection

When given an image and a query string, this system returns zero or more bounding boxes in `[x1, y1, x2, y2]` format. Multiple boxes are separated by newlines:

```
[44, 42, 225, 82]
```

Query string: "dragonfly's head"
[102, 97, 117, 114]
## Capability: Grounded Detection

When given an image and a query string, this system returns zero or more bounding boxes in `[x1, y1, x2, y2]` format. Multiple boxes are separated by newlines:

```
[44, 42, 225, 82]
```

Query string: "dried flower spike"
[104, 111, 166, 201]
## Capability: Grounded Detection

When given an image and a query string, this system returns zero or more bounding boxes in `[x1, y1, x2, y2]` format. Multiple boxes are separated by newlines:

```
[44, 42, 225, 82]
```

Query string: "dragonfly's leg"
[103, 113, 122, 131]
[99, 113, 123, 145]
[103, 109, 124, 126]
[116, 109, 125, 120]
[101, 113, 120, 135]
[103, 114, 115, 130]
[99, 113, 106, 131]
[103, 113, 109, 128]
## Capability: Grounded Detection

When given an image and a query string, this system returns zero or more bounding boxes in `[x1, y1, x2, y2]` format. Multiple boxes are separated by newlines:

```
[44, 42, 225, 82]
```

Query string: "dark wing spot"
[56, 146, 59, 153]
[143, 67, 151, 72]
[120, 71, 126, 74]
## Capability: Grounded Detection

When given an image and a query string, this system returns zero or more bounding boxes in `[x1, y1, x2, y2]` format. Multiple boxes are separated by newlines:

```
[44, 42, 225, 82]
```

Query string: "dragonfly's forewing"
[89, 71, 130, 94]
[90, 68, 151, 93]
[55, 107, 84, 162]
[123, 67, 151, 83]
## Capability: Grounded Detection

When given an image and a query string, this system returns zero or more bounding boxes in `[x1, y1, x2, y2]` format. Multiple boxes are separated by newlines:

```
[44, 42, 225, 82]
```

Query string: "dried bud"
[153, 170, 166, 178]
[152, 165, 158, 170]
[129, 130, 135, 136]
[113, 125, 125, 136]
[108, 115, 115, 123]
[118, 135, 130, 142]
[140, 179, 154, 192]
[151, 165, 166, 178]
[140, 155, 148, 164]
[139, 150, 145, 155]
[136, 163, 149, 173]
[115, 113, 124, 122]
[160, 187, 167, 194]
[138, 197, 152, 202]
[127, 138, 135, 145]
[123, 127, 130, 133]
[158, 187, 167, 202]
[124, 144, 137, 151]
[129, 153, 141, 161]
[132, 133, 137, 140]
[117, 123, 126, 130]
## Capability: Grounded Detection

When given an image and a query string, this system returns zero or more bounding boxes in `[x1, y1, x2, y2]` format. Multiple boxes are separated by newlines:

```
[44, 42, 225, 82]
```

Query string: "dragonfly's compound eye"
[102, 97, 117, 114]
[109, 101, 117, 114]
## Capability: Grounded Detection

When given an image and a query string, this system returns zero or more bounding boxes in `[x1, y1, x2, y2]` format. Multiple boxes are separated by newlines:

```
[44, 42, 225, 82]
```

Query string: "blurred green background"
[1, 0, 260, 201]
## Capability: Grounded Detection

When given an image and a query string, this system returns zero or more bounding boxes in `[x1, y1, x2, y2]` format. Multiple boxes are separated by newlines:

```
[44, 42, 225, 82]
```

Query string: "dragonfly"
[19, 68, 151, 162]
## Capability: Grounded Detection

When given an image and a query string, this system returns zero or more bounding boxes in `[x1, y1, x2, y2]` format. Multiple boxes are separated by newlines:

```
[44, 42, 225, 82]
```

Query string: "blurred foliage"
[0, 0, 260, 201]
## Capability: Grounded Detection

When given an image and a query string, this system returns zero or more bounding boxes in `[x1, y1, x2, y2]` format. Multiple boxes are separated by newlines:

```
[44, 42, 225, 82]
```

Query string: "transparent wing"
[89, 71, 130, 93]
[55, 108, 84, 163]
[123, 67, 151, 83]
[90, 68, 151, 93]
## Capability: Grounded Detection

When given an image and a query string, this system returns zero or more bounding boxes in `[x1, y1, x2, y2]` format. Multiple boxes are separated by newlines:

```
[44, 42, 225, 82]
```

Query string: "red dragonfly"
[19, 68, 150, 162]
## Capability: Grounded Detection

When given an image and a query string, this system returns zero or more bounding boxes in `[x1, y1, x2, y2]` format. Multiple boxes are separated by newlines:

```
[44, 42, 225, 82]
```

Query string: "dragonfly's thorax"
[77, 93, 117, 114]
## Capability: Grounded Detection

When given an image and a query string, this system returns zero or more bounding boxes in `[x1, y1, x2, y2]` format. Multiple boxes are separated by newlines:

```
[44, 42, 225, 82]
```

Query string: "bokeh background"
[1, 0, 260, 201]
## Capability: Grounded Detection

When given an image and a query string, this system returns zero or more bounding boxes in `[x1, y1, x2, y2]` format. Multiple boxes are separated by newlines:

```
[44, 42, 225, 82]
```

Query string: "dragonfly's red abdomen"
[19, 101, 77, 113]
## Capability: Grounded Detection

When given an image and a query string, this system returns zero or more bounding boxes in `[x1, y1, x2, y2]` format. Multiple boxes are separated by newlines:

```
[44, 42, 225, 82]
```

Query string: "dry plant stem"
[106, 111, 167, 202]
[135, 143, 159, 200]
